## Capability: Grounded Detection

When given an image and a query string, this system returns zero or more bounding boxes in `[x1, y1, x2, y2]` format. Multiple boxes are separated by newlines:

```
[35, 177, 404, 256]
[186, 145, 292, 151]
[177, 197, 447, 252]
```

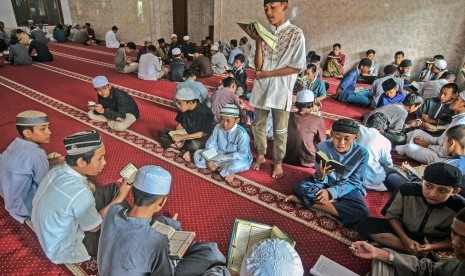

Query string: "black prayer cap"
[158, 38, 165, 44]
[332, 118, 359, 135]
[382, 78, 397, 91]
[359, 58, 372, 67]
[400, 59, 412, 67]
[64, 130, 103, 156]
[264, 0, 288, 4]
[424, 162, 462, 187]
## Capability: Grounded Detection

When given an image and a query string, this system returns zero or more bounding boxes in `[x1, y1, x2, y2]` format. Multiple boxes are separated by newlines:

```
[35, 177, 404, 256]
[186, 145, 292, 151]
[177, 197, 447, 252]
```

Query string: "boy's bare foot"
[225, 174, 234, 183]
[207, 161, 216, 172]
[172, 213, 179, 220]
[284, 195, 302, 204]
[182, 151, 191, 162]
[251, 155, 266, 170]
[272, 163, 284, 178]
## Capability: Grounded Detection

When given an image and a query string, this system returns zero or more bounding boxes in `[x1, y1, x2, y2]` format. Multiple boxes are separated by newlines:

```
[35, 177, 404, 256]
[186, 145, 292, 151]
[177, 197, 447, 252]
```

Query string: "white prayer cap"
[211, 45, 218, 51]
[459, 91, 465, 101]
[172, 47, 181, 55]
[73, 23, 78, 27]
[176, 87, 196, 101]
[28, 20, 33, 23]
[220, 104, 240, 118]
[133, 165, 172, 196]
[92, 76, 109, 89]
[296, 89, 314, 103]
[240, 239, 304, 276]
[16, 110, 49, 126]
[144, 37, 152, 43]
[183, 35, 190, 41]
[434, 59, 447, 70]
[171, 34, 177, 39]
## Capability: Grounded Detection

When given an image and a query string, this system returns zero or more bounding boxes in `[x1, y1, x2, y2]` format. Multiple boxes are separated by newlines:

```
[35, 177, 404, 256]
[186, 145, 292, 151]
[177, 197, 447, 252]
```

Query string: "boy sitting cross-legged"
[357, 162, 465, 257]
[194, 104, 252, 182]
[285, 118, 369, 226]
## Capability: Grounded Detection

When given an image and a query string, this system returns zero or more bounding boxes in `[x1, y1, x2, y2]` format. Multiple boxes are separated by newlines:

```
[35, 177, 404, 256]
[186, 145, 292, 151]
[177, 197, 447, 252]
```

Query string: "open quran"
[237, 21, 277, 50]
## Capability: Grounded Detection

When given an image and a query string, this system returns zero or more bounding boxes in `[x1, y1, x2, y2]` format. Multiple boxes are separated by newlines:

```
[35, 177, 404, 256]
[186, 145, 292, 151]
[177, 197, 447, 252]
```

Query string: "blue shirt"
[0, 138, 48, 223]
[315, 140, 368, 199]
[205, 124, 252, 163]
[376, 91, 406, 107]
[337, 68, 359, 102]
[175, 80, 210, 107]
[304, 77, 327, 98]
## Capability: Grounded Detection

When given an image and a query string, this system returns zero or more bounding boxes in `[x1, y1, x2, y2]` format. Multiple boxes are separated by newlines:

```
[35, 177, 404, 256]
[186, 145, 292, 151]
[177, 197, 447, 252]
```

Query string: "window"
[11, 0, 64, 26]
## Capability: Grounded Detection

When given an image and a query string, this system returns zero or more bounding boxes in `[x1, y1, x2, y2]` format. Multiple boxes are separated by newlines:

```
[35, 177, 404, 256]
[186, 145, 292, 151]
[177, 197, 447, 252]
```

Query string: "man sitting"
[97, 165, 226, 275]
[105, 26, 121, 48]
[136, 37, 152, 62]
[18, 33, 53, 62]
[88, 76, 140, 131]
[155, 38, 168, 63]
[211, 44, 228, 74]
[30, 24, 47, 44]
[181, 35, 196, 61]
[323, 43, 346, 78]
[168, 48, 187, 82]
[114, 42, 138, 74]
[332, 58, 372, 107]
[285, 119, 369, 226]
[138, 45, 168, 81]
[190, 53, 213, 78]
[168, 34, 181, 60]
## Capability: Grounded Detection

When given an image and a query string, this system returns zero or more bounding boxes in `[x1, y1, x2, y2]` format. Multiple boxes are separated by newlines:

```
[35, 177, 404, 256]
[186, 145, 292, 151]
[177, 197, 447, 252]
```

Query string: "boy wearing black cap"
[114, 41, 138, 73]
[285, 118, 369, 226]
[248, 0, 306, 179]
[370, 65, 404, 109]
[156, 38, 168, 63]
[332, 58, 372, 107]
[357, 163, 465, 256]
[375, 78, 406, 108]
[31, 130, 131, 264]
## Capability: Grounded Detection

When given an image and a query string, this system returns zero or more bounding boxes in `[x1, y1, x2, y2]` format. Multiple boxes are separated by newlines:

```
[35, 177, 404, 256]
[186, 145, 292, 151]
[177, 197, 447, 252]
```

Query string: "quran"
[227, 219, 295, 272]
[152, 221, 196, 260]
[395, 164, 425, 180]
[168, 129, 188, 137]
[119, 163, 138, 184]
[310, 255, 359, 276]
[237, 21, 277, 50]
[201, 148, 227, 162]
[315, 151, 345, 175]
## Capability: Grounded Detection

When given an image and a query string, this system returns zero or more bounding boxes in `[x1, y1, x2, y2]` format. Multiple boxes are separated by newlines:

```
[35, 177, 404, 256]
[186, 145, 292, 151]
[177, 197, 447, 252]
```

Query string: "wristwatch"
[387, 251, 395, 265]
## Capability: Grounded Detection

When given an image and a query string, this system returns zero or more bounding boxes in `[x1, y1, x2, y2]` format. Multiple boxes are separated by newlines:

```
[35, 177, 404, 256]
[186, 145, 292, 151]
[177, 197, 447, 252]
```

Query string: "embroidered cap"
[16, 110, 49, 126]
[220, 104, 240, 118]
[424, 162, 462, 187]
[240, 239, 303, 276]
[64, 130, 103, 155]
[382, 78, 397, 91]
[296, 89, 314, 103]
[175, 87, 196, 101]
[133, 165, 172, 196]
[332, 118, 359, 135]
[92, 76, 109, 89]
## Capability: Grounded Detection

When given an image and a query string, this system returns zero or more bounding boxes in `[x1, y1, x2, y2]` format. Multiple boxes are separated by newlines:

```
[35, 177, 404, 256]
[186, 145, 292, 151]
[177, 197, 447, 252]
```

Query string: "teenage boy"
[357, 113, 393, 191]
[0, 111, 63, 223]
[364, 93, 423, 145]
[194, 104, 252, 182]
[228, 39, 243, 68]
[391, 51, 404, 67]
[370, 65, 404, 109]
[419, 55, 445, 81]
[248, 0, 306, 178]
[18, 33, 53, 62]
[8, 42, 33, 65]
[138, 45, 168, 81]
[284, 90, 326, 167]
[375, 78, 406, 108]
[357, 163, 465, 256]
[98, 165, 226, 275]
[181, 35, 195, 61]
[397, 90, 465, 164]
[32, 130, 131, 264]
[228, 53, 247, 97]
[158, 88, 214, 162]
[168, 48, 187, 82]
[88, 76, 140, 131]
[210, 77, 243, 124]
[114, 42, 138, 73]
[351, 207, 465, 275]
[175, 69, 211, 107]
[366, 49, 378, 77]
[398, 59, 412, 83]
[323, 43, 346, 78]
[155, 38, 168, 63]
[332, 58, 372, 107]
[299, 64, 327, 107]
[190, 53, 213, 78]
[285, 119, 369, 226]
[211, 44, 228, 74]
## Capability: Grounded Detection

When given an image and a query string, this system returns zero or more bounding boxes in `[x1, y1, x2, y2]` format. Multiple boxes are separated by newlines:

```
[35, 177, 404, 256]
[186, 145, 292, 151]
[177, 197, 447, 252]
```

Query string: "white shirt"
[248, 20, 306, 111]
[357, 125, 393, 191]
[138, 52, 162, 80]
[105, 30, 120, 48]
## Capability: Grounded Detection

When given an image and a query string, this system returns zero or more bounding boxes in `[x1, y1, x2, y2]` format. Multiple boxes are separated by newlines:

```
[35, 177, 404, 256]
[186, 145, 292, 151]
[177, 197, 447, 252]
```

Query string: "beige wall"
[67, 0, 173, 45]
[187, 0, 214, 45]
[213, 0, 465, 84]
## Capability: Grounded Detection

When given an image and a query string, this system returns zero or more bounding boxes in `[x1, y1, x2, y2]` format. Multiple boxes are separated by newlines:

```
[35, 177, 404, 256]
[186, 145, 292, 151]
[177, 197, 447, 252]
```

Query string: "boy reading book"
[194, 104, 252, 183]
[285, 119, 370, 226]
[98, 165, 225, 275]
[357, 163, 465, 257]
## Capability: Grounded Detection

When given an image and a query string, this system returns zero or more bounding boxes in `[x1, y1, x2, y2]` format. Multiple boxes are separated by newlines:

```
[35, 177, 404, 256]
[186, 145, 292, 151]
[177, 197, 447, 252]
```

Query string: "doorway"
[172, 0, 187, 38]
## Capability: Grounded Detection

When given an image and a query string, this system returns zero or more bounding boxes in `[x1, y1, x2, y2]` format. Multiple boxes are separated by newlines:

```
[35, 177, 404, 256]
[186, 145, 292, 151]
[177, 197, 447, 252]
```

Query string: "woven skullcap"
[16, 110, 49, 126]
[64, 130, 103, 155]
[133, 165, 172, 195]
[176, 87, 196, 101]
[220, 104, 240, 118]
[183, 36, 190, 41]
[172, 47, 181, 55]
[424, 162, 462, 187]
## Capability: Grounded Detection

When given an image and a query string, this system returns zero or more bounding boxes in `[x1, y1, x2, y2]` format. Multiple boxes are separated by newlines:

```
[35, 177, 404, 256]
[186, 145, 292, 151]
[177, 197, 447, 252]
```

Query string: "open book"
[237, 21, 277, 50]
[316, 151, 345, 175]
[152, 221, 196, 260]
[227, 219, 295, 272]
[119, 163, 138, 184]
[168, 129, 188, 137]
[410, 81, 420, 91]
[201, 148, 227, 162]
[395, 164, 425, 180]
[310, 255, 359, 276]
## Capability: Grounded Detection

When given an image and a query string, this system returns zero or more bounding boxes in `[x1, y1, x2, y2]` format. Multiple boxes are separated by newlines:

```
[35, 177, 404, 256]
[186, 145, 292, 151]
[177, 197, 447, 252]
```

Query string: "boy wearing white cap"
[98, 165, 226, 275]
[417, 71, 456, 100]
[158, 87, 214, 162]
[168, 47, 187, 82]
[32, 130, 132, 264]
[88, 75, 140, 131]
[136, 37, 152, 62]
[168, 34, 181, 59]
[0, 110, 63, 223]
[181, 35, 195, 61]
[284, 90, 326, 168]
[194, 104, 252, 182]
[211, 44, 228, 74]
[419, 55, 445, 82]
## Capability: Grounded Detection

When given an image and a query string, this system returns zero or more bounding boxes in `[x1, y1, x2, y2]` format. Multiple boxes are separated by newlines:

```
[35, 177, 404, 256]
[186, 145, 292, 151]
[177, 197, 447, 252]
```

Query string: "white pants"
[400, 129, 445, 164]
[88, 111, 137, 131]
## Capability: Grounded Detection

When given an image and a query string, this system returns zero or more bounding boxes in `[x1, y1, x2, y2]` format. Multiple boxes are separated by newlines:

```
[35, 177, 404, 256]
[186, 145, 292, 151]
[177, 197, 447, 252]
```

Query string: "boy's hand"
[172, 213, 179, 220]
[94, 104, 104, 114]
[255, 70, 268, 80]
[413, 137, 430, 148]
[315, 189, 331, 204]
[116, 117, 124, 122]
[350, 241, 378, 260]
[117, 178, 133, 200]
[316, 160, 335, 180]
[417, 244, 433, 256]
[402, 237, 422, 256]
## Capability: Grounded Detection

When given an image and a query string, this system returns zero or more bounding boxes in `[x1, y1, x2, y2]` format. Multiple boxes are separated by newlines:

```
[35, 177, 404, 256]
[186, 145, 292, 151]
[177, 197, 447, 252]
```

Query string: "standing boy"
[194, 104, 252, 182]
[248, 0, 306, 178]
[285, 119, 369, 226]
[88, 76, 140, 131]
